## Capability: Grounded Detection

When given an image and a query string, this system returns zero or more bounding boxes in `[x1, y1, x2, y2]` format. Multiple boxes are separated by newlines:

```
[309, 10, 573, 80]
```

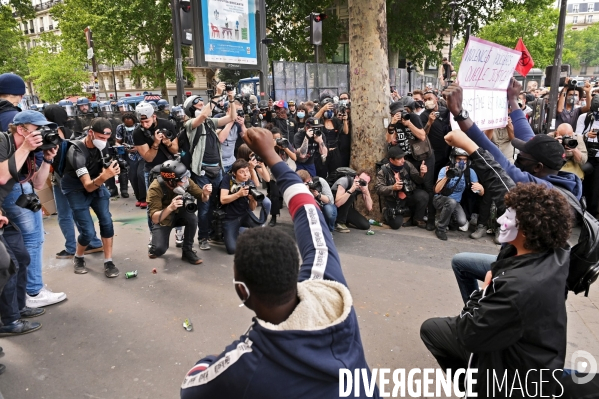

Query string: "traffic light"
[305, 13, 326, 46]
[180, 0, 192, 46]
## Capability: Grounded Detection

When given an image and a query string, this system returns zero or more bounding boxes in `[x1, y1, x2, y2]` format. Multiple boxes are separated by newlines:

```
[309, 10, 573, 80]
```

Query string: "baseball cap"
[12, 110, 57, 129]
[274, 100, 287, 109]
[90, 118, 113, 134]
[288, 100, 296, 106]
[305, 117, 323, 128]
[512, 135, 566, 170]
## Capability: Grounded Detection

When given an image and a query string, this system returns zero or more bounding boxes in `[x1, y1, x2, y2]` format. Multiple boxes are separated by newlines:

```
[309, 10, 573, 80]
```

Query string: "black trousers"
[383, 188, 429, 229]
[105, 171, 129, 194]
[149, 209, 197, 256]
[267, 180, 283, 217]
[406, 153, 436, 222]
[583, 157, 599, 216]
[335, 193, 370, 230]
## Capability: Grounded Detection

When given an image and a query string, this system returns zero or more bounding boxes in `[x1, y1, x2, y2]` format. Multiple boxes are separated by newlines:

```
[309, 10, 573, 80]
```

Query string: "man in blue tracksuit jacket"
[444, 78, 583, 303]
[181, 127, 379, 399]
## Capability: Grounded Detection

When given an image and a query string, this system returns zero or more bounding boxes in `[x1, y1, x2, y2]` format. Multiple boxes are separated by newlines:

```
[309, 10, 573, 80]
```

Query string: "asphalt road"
[0, 196, 598, 398]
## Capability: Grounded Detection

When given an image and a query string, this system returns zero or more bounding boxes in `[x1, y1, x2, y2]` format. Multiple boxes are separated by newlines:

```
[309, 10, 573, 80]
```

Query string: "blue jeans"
[296, 162, 316, 176]
[54, 179, 102, 253]
[192, 171, 223, 240]
[65, 186, 114, 246]
[222, 212, 264, 255]
[321, 203, 338, 232]
[3, 182, 44, 295]
[0, 224, 30, 324]
[451, 252, 497, 303]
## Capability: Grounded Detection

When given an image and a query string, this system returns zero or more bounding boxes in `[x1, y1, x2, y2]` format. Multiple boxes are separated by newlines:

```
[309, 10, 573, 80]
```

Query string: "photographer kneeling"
[375, 146, 429, 229]
[219, 159, 267, 254]
[296, 170, 337, 232]
[148, 159, 209, 264]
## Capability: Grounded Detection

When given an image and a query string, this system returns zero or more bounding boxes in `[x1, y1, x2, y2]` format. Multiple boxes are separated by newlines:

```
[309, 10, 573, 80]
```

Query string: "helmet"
[148, 101, 158, 112]
[76, 97, 90, 106]
[136, 101, 155, 119]
[183, 95, 202, 117]
[160, 159, 189, 184]
[449, 147, 470, 165]
[58, 100, 75, 116]
[157, 99, 169, 111]
[99, 101, 112, 112]
[249, 95, 258, 105]
[258, 100, 268, 110]
[58, 100, 72, 107]
[320, 97, 333, 107]
[171, 105, 184, 120]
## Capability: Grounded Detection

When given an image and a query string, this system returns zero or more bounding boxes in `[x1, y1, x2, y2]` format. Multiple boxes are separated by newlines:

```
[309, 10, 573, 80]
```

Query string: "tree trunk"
[348, 0, 390, 221]
[388, 47, 399, 68]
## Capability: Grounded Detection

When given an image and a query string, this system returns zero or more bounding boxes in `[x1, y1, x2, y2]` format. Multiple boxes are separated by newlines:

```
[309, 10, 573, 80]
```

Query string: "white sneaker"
[175, 228, 184, 248]
[26, 286, 67, 308]
[459, 222, 470, 232]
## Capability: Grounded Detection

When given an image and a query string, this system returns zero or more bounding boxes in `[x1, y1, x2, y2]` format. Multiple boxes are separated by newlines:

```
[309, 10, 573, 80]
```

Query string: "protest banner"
[452, 37, 521, 131]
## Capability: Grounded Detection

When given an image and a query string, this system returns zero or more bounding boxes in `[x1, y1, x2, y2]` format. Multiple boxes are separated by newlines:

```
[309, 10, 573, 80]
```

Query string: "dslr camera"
[445, 167, 463, 180]
[173, 186, 198, 213]
[567, 79, 579, 90]
[313, 127, 323, 137]
[225, 83, 235, 92]
[156, 128, 175, 141]
[561, 135, 578, 149]
[36, 125, 62, 152]
[15, 192, 42, 212]
[103, 145, 130, 173]
[275, 137, 289, 148]
[307, 179, 322, 192]
[230, 181, 265, 201]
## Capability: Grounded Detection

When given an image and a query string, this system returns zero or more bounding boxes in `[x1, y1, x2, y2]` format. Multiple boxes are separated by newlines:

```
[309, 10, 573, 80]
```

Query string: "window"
[581, 65, 588, 74]
[587, 15, 593, 23]
[573, 15, 579, 23]
[589, 3, 595, 12]
[573, 3, 579, 13]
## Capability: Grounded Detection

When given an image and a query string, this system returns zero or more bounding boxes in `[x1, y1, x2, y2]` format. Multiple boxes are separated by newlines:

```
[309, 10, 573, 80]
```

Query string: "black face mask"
[514, 157, 536, 175]
[389, 162, 404, 172]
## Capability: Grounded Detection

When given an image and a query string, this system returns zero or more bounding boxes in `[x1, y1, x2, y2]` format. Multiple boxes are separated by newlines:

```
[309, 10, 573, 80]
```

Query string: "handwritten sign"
[453, 37, 521, 131]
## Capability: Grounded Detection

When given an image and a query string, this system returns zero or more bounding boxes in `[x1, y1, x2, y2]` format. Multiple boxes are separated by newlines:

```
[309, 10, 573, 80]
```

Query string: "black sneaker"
[56, 250, 74, 259]
[435, 229, 448, 241]
[73, 256, 88, 274]
[121, 192, 130, 198]
[269, 216, 277, 227]
[104, 261, 120, 278]
[0, 320, 42, 336]
[84, 245, 103, 254]
[182, 250, 203, 265]
[20, 306, 45, 318]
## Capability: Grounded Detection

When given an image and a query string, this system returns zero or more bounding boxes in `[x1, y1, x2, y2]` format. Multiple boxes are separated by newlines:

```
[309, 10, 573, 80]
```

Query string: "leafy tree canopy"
[0, 5, 28, 76]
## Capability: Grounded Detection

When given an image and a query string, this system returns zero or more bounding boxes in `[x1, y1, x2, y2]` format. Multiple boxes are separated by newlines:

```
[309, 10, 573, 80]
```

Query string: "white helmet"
[183, 95, 203, 117]
[136, 102, 154, 120]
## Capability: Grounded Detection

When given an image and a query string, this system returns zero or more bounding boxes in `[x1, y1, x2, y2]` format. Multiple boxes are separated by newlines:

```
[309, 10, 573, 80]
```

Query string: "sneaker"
[182, 249, 203, 265]
[148, 251, 157, 259]
[121, 192, 130, 198]
[135, 201, 141, 207]
[459, 222, 470, 232]
[426, 221, 436, 231]
[73, 256, 88, 274]
[208, 237, 225, 246]
[470, 224, 488, 239]
[269, 216, 277, 227]
[0, 320, 42, 336]
[435, 229, 448, 241]
[56, 250, 74, 259]
[84, 245, 103, 254]
[199, 238, 211, 250]
[416, 220, 427, 229]
[175, 228, 184, 248]
[0, 364, 5, 375]
[20, 306, 45, 318]
[104, 261, 120, 278]
[335, 223, 350, 233]
[139, 202, 148, 209]
[148, 234, 153, 249]
[25, 286, 66, 308]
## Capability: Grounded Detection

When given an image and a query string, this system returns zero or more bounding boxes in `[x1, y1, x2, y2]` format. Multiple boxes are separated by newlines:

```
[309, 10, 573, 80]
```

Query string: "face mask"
[92, 134, 107, 151]
[233, 279, 250, 306]
[324, 110, 334, 119]
[194, 109, 202, 118]
[173, 186, 185, 195]
[456, 160, 467, 171]
[497, 208, 519, 243]
[425, 100, 436, 110]
[415, 100, 425, 109]
[258, 114, 263, 120]
[297, 112, 305, 119]
[125, 126, 134, 132]
[581, 101, 586, 108]
[568, 97, 576, 105]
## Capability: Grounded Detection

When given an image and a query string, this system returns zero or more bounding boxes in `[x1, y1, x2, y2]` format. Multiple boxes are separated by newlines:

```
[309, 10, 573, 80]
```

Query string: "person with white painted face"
[421, 182, 572, 398]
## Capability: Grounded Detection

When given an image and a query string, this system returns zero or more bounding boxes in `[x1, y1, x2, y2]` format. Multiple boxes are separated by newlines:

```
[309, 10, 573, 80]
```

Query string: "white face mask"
[92, 133, 107, 151]
[497, 208, 519, 243]
[194, 109, 202, 118]
[425, 100, 436, 110]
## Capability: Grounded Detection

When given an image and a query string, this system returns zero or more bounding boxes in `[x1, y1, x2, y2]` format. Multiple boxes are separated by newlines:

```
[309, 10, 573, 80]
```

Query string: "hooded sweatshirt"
[181, 162, 378, 399]
[465, 108, 583, 199]
[0, 99, 20, 131]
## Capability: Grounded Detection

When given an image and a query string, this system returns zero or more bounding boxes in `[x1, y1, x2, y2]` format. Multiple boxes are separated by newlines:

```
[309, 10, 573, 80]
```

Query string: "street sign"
[87, 47, 94, 60]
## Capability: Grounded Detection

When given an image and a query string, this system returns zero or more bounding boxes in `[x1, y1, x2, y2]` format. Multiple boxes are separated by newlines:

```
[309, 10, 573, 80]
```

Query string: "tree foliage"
[217, 69, 258, 84]
[564, 23, 599, 69]
[27, 34, 89, 102]
[52, 0, 193, 98]
[265, 0, 344, 62]
[0, 5, 28, 76]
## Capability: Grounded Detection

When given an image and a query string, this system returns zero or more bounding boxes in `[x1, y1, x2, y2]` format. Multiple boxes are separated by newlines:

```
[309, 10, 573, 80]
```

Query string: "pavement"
[0, 196, 598, 398]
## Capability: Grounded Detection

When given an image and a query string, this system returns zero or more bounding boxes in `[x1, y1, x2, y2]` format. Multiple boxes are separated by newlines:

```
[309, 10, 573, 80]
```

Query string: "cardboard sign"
[453, 37, 521, 131]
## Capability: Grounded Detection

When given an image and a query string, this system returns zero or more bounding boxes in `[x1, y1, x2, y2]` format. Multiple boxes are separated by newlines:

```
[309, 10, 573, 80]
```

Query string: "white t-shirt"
[575, 112, 599, 158]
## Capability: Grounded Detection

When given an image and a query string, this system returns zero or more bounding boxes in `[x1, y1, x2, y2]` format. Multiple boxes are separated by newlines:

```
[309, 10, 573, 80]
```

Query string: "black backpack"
[52, 139, 90, 177]
[327, 166, 357, 187]
[556, 187, 599, 296]
[178, 119, 217, 169]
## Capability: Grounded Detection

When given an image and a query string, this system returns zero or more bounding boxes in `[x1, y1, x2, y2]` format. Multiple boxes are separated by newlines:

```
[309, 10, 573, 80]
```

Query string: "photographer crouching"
[219, 159, 267, 254]
[147, 159, 208, 264]
[296, 170, 337, 232]
[375, 146, 429, 229]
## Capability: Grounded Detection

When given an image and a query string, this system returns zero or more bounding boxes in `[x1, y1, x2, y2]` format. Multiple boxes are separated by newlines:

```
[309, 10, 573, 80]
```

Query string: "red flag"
[515, 38, 534, 77]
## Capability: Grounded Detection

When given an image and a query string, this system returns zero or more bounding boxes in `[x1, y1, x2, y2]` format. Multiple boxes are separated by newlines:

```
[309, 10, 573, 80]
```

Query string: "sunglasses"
[192, 97, 204, 105]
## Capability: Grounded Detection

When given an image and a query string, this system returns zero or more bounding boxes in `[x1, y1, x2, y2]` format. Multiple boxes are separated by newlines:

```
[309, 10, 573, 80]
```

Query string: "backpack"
[52, 139, 90, 178]
[178, 119, 217, 169]
[327, 166, 357, 187]
[555, 187, 599, 296]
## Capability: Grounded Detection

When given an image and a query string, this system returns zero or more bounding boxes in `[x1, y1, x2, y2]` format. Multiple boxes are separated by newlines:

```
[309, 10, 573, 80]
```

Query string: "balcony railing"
[39, 27, 44, 32]
[48, 25, 53, 30]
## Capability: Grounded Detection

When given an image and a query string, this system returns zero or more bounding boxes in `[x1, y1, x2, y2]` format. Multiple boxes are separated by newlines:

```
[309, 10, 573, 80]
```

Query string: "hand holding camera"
[313, 132, 324, 144]
[588, 129, 598, 139]
[215, 81, 226, 96]
[392, 180, 403, 191]
[428, 111, 437, 123]
[237, 186, 250, 198]
[43, 146, 58, 163]
[391, 113, 401, 126]
[153, 130, 164, 146]
[103, 160, 121, 179]
[22, 130, 43, 153]
[169, 195, 184, 211]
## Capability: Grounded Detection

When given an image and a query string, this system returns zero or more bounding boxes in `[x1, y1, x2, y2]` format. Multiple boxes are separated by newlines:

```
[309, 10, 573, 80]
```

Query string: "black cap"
[305, 117, 323, 128]
[90, 118, 113, 134]
[512, 135, 566, 170]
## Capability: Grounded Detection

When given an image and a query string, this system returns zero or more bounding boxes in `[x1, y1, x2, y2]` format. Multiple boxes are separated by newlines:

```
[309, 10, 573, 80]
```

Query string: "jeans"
[296, 162, 317, 176]
[257, 196, 271, 225]
[335, 192, 370, 230]
[149, 209, 197, 256]
[321, 203, 338, 232]
[3, 182, 44, 296]
[53, 179, 102, 254]
[223, 163, 233, 174]
[0, 224, 30, 325]
[433, 195, 468, 232]
[222, 212, 264, 255]
[127, 157, 147, 201]
[192, 170, 223, 240]
[65, 186, 114, 246]
[451, 252, 496, 303]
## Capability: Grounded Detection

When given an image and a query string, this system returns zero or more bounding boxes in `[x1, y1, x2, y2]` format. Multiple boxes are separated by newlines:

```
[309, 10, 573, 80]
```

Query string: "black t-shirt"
[273, 118, 297, 140]
[293, 129, 322, 165]
[61, 140, 103, 193]
[220, 176, 250, 219]
[420, 108, 451, 153]
[132, 118, 177, 172]
[390, 113, 423, 156]
[322, 118, 343, 148]
[203, 127, 221, 164]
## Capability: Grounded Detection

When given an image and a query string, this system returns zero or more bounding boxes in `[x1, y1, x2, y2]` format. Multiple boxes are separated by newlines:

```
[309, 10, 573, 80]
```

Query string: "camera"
[230, 181, 265, 201]
[181, 192, 197, 213]
[567, 79, 579, 90]
[445, 167, 462, 180]
[237, 109, 245, 117]
[358, 179, 368, 187]
[401, 111, 411, 121]
[307, 179, 322, 192]
[434, 111, 440, 118]
[156, 128, 175, 141]
[276, 137, 289, 148]
[313, 127, 323, 137]
[15, 192, 42, 212]
[225, 83, 235, 92]
[103, 146, 129, 173]
[562, 135, 578, 149]
[251, 154, 264, 163]
[211, 208, 226, 239]
[36, 125, 62, 151]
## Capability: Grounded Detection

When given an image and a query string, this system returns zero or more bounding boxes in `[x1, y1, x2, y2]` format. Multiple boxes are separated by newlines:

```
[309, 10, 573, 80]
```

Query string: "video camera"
[230, 180, 265, 201]
[103, 145, 130, 173]
[36, 125, 62, 152]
